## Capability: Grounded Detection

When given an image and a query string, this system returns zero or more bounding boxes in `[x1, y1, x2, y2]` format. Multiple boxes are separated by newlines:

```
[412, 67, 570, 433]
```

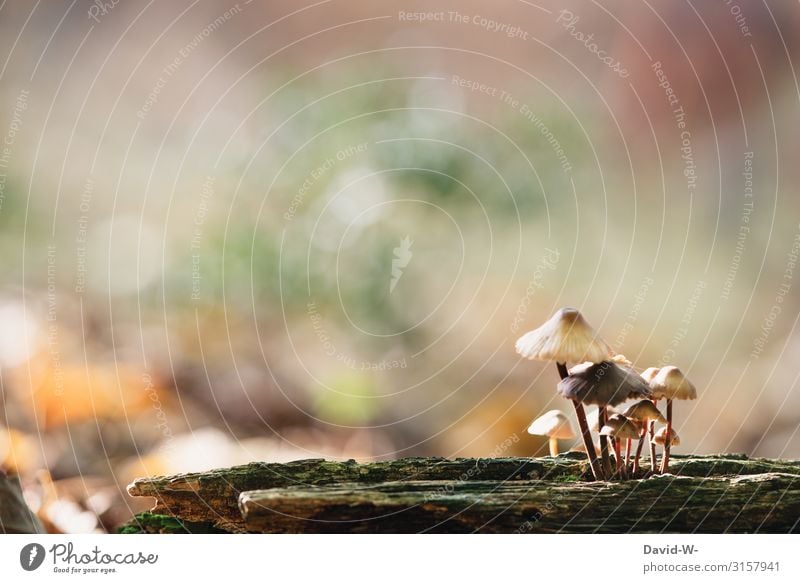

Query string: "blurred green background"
[1, 0, 799, 531]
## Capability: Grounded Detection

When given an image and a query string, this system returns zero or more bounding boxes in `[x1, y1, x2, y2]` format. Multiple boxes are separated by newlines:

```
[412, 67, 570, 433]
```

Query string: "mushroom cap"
[641, 367, 660, 383]
[515, 307, 612, 364]
[527, 410, 575, 439]
[651, 426, 681, 446]
[586, 406, 620, 431]
[557, 360, 651, 407]
[599, 414, 641, 440]
[648, 366, 697, 400]
[621, 399, 667, 423]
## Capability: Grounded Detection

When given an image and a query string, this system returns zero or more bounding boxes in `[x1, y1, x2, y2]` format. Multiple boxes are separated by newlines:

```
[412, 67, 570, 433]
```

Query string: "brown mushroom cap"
[599, 414, 641, 440]
[515, 308, 612, 364]
[647, 366, 697, 400]
[558, 361, 651, 407]
[527, 410, 576, 440]
[651, 426, 681, 446]
[621, 399, 667, 423]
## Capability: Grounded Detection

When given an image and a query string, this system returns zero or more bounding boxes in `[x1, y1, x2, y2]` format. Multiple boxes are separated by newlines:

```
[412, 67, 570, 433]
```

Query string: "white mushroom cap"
[647, 366, 697, 400]
[622, 399, 667, 423]
[515, 308, 612, 364]
[641, 367, 660, 383]
[652, 426, 681, 446]
[527, 410, 576, 439]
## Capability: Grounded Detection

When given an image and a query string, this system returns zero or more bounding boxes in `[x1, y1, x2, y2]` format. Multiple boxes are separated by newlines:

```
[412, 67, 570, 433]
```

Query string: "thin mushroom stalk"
[612, 438, 627, 479]
[633, 426, 647, 475]
[598, 406, 613, 477]
[660, 399, 674, 473]
[625, 438, 632, 473]
[548, 436, 559, 457]
[558, 362, 604, 481]
[649, 417, 658, 474]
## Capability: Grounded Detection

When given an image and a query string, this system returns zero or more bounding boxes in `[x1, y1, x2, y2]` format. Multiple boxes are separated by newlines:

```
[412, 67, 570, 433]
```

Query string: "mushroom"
[527, 410, 576, 456]
[651, 426, 681, 447]
[599, 414, 641, 479]
[646, 366, 696, 473]
[516, 308, 612, 480]
[559, 360, 650, 477]
[587, 406, 619, 431]
[622, 399, 667, 475]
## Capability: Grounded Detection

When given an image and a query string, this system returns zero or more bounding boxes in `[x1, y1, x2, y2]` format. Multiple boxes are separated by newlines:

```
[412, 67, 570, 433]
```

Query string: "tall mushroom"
[621, 399, 666, 475]
[527, 410, 576, 456]
[557, 359, 651, 479]
[646, 366, 696, 473]
[516, 307, 612, 480]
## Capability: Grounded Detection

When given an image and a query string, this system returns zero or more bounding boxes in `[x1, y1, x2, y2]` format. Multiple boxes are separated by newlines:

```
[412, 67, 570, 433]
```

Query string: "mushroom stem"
[660, 399, 673, 474]
[648, 418, 658, 474]
[613, 438, 626, 479]
[548, 436, 559, 457]
[598, 407, 613, 477]
[625, 438, 632, 472]
[633, 427, 646, 475]
[558, 362, 603, 481]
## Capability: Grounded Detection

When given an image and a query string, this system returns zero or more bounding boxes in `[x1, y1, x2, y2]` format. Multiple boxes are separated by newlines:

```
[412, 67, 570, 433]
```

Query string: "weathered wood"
[126, 454, 800, 533]
[239, 473, 800, 533]
[127, 455, 586, 531]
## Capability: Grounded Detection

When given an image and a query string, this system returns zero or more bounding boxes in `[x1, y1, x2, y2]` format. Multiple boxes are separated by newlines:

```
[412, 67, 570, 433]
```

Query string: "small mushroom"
[527, 410, 576, 456]
[646, 366, 696, 473]
[516, 308, 612, 480]
[599, 414, 642, 439]
[599, 414, 641, 479]
[651, 426, 681, 447]
[622, 400, 667, 474]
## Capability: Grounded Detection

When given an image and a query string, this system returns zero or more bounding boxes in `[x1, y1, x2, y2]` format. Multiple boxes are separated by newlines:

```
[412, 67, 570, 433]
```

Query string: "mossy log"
[240, 473, 800, 533]
[126, 454, 800, 533]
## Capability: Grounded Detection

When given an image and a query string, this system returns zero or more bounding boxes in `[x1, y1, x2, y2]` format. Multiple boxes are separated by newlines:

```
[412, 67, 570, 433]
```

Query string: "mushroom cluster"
[518, 307, 698, 481]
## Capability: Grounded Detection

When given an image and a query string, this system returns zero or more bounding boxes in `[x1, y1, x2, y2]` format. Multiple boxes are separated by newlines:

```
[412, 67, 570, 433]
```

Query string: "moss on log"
[126, 454, 800, 533]
[117, 512, 227, 534]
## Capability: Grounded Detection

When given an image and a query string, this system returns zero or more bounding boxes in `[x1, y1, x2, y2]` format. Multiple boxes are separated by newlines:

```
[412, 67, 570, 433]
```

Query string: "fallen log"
[124, 454, 800, 533]
[239, 473, 800, 533]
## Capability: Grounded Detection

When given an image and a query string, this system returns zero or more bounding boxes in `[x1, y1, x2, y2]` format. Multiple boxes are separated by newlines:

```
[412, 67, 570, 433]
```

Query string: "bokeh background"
[1, 0, 799, 532]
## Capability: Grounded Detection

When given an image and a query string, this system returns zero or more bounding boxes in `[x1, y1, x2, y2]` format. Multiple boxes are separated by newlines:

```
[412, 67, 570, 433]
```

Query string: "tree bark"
[125, 454, 800, 534]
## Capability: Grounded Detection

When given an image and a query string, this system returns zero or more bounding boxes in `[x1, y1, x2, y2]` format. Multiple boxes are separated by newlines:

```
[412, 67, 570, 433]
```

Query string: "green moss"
[118, 512, 227, 534]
